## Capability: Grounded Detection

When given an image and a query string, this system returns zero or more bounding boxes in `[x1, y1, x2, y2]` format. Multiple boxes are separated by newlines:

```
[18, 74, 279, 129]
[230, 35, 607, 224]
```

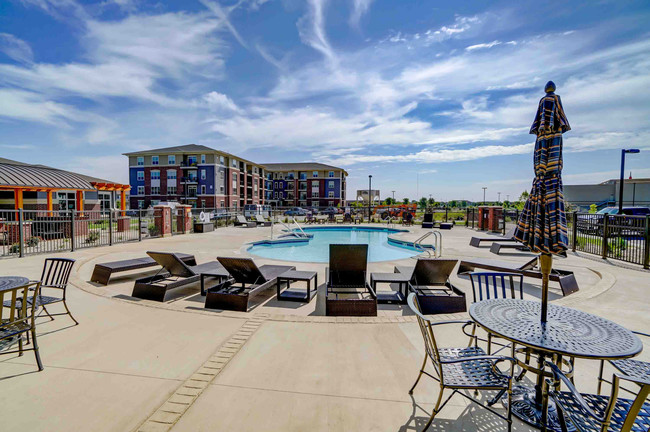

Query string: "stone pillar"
[489, 207, 503, 232]
[154, 205, 173, 237]
[477, 206, 487, 230]
[176, 204, 192, 233]
[117, 217, 130, 232]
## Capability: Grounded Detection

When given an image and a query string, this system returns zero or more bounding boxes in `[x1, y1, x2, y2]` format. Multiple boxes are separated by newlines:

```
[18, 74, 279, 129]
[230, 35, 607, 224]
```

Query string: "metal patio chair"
[33, 258, 78, 325]
[1, 281, 44, 371]
[544, 361, 650, 432]
[598, 331, 650, 397]
[407, 292, 516, 431]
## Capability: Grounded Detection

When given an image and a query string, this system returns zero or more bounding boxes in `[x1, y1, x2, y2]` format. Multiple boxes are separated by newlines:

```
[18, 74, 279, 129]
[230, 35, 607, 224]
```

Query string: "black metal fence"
[570, 212, 650, 268]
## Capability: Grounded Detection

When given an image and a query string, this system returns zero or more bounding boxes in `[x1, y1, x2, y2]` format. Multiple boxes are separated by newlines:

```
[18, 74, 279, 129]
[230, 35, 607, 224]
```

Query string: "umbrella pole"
[539, 253, 552, 323]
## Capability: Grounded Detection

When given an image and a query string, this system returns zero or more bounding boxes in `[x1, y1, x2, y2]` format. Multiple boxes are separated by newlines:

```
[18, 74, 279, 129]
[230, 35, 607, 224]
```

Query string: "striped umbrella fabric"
[514, 87, 570, 255]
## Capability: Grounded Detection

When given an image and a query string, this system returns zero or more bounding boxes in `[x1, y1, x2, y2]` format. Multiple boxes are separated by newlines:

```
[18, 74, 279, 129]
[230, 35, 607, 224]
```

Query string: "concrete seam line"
[134, 318, 267, 432]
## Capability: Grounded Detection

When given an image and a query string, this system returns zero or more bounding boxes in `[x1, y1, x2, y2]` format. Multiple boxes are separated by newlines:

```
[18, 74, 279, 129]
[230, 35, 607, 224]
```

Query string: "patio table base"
[503, 385, 575, 432]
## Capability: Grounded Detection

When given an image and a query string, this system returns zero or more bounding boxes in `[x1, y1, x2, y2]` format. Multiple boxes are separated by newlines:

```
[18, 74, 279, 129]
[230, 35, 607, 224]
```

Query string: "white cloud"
[298, 0, 338, 65]
[0, 33, 34, 64]
[465, 40, 501, 51]
[202, 91, 240, 113]
[349, 0, 373, 29]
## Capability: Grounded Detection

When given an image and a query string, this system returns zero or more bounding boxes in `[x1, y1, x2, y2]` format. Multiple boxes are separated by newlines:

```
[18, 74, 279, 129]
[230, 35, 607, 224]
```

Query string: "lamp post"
[497, 192, 501, 203]
[368, 175, 373, 221]
[482, 187, 487, 205]
[619, 149, 640, 213]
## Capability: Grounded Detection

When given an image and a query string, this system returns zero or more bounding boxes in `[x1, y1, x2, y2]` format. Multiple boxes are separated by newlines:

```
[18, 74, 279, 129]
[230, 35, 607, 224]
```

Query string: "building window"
[232, 159, 237, 167]
[219, 156, 225, 164]
[311, 192, 319, 198]
[168, 155, 175, 165]
[151, 170, 160, 180]
[137, 157, 144, 166]
[299, 173, 306, 180]
[219, 171, 224, 180]
[274, 192, 278, 199]
[288, 172, 295, 180]
[137, 186, 144, 195]
[138, 200, 144, 209]
[152, 156, 159, 165]
[201, 169, 206, 180]
[329, 171, 334, 178]
[137, 171, 144, 181]
[328, 191, 335, 198]
[329, 201, 334, 206]
[312, 171, 318, 178]
[151, 200, 160, 206]
[151, 186, 160, 195]
[219, 185, 224, 194]
[220, 200, 225, 208]
[253, 166, 258, 174]
[167, 186, 177, 195]
[200, 154, 206, 164]
[201, 185, 206, 195]
[166, 170, 176, 180]
[188, 155, 197, 166]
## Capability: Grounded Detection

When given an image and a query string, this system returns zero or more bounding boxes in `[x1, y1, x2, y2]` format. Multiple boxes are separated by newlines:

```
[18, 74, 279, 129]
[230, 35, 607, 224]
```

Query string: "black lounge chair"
[326, 244, 377, 316]
[91, 253, 196, 285]
[132, 252, 229, 302]
[394, 258, 466, 315]
[457, 256, 579, 296]
[254, 215, 272, 226]
[469, 228, 517, 248]
[205, 258, 295, 312]
[235, 215, 256, 228]
[421, 213, 434, 229]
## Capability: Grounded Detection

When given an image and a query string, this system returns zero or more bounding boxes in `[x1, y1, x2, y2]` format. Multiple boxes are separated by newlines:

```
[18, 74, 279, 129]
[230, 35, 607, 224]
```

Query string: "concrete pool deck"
[0, 224, 647, 431]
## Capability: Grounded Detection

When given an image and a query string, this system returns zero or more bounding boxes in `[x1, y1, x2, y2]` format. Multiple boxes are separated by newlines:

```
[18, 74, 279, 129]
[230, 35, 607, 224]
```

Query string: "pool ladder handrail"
[411, 231, 442, 258]
[271, 216, 308, 239]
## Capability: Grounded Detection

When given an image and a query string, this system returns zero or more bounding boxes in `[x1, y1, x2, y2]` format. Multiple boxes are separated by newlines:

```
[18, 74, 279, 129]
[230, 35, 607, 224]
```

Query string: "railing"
[570, 212, 649, 268]
[411, 231, 441, 259]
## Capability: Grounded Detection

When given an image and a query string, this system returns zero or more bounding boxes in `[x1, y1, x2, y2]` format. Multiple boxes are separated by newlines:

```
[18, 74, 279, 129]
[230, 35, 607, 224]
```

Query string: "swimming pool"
[247, 227, 421, 263]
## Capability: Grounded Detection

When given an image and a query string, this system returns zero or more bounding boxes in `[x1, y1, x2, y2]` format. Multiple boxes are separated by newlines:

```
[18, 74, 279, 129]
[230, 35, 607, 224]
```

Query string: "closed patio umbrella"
[513, 81, 570, 323]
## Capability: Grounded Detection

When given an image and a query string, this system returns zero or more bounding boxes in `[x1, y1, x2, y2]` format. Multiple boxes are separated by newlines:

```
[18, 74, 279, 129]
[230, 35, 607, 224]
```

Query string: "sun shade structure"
[513, 81, 571, 323]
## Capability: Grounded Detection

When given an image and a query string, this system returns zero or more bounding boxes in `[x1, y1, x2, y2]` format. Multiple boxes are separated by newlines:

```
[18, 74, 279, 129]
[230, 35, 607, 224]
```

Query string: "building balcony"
[180, 161, 198, 169]
[180, 177, 198, 184]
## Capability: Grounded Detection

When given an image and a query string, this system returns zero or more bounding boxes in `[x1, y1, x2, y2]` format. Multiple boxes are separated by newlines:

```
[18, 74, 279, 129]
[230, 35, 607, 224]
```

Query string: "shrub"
[85, 231, 100, 243]
[26, 236, 40, 247]
[9, 243, 19, 254]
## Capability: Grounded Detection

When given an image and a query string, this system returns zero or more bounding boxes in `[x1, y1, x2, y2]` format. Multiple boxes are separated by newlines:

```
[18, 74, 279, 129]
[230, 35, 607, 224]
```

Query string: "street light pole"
[482, 187, 487, 205]
[391, 190, 395, 202]
[368, 175, 372, 221]
[497, 192, 501, 203]
[619, 149, 640, 213]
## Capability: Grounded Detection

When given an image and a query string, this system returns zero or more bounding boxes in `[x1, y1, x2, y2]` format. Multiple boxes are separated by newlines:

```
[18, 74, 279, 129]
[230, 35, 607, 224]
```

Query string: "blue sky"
[1, 0, 649, 202]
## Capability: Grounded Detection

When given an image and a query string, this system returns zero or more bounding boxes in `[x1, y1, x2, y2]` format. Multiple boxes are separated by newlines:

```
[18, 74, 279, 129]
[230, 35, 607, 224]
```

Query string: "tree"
[427, 197, 435, 207]
[403, 198, 410, 205]
[418, 197, 428, 209]
[385, 197, 395, 205]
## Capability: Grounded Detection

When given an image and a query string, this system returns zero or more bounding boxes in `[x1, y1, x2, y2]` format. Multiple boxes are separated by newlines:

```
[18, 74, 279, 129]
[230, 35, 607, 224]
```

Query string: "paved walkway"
[0, 225, 647, 431]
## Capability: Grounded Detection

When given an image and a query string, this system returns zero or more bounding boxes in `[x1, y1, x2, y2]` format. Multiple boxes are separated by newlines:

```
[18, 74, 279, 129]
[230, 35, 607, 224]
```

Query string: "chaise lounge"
[205, 257, 295, 312]
[326, 244, 377, 316]
[91, 253, 196, 285]
[394, 258, 466, 315]
[421, 213, 434, 229]
[235, 215, 256, 228]
[469, 227, 517, 248]
[457, 256, 579, 296]
[254, 215, 272, 226]
[132, 252, 229, 302]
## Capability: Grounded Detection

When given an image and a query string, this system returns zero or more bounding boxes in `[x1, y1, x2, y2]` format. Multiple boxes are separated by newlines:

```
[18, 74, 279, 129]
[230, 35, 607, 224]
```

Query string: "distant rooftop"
[123, 144, 262, 167]
[263, 162, 348, 175]
[600, 178, 650, 185]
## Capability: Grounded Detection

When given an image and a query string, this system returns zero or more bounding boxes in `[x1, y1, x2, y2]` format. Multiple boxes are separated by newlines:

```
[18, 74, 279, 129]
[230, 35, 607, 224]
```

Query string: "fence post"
[108, 210, 113, 246]
[18, 208, 24, 258]
[571, 212, 578, 252]
[138, 210, 142, 241]
[601, 214, 609, 259]
[70, 210, 76, 252]
[182, 208, 187, 234]
[643, 216, 650, 269]
[502, 207, 506, 235]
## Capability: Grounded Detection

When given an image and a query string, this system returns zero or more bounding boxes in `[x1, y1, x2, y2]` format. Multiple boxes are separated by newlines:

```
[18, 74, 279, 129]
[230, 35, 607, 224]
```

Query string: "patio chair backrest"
[1, 280, 41, 341]
[147, 251, 196, 277]
[411, 259, 458, 286]
[423, 213, 433, 223]
[407, 293, 443, 373]
[40, 258, 75, 289]
[468, 272, 524, 303]
[328, 244, 368, 288]
[217, 257, 266, 285]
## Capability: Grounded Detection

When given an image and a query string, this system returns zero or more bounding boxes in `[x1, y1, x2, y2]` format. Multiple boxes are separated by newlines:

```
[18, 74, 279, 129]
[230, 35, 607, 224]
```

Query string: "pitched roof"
[122, 144, 215, 156]
[0, 158, 125, 190]
[262, 162, 347, 175]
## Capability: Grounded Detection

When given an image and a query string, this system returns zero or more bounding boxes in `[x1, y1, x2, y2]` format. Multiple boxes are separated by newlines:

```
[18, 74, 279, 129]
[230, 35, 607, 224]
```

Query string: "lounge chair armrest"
[544, 361, 606, 423]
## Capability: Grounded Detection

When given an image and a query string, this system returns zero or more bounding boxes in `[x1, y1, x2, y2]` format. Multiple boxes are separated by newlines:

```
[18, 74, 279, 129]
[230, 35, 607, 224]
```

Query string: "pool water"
[247, 227, 419, 263]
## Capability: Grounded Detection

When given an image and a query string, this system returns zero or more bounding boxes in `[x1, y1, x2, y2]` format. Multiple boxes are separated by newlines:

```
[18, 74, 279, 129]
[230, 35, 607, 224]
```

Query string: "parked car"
[577, 206, 650, 235]
[284, 207, 308, 216]
[244, 204, 272, 218]
[596, 206, 650, 216]
[319, 207, 342, 215]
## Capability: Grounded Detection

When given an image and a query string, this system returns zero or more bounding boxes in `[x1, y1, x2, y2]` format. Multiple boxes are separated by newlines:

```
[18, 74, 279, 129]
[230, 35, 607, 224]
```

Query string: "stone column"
[154, 205, 172, 237]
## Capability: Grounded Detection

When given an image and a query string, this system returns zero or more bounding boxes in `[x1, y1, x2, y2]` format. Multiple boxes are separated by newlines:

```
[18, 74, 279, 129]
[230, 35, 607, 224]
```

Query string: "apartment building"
[124, 144, 265, 209]
[263, 163, 347, 208]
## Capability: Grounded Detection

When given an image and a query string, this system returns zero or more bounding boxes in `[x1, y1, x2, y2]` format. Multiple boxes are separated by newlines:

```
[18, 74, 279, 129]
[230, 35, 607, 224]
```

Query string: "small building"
[355, 189, 381, 204]
[0, 157, 129, 214]
[564, 178, 650, 210]
[263, 163, 348, 208]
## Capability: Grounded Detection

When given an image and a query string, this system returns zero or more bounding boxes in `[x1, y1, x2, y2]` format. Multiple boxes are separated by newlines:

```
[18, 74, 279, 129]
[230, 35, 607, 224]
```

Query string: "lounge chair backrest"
[217, 257, 267, 285]
[411, 259, 458, 286]
[237, 215, 249, 224]
[423, 213, 433, 223]
[505, 227, 516, 239]
[329, 244, 368, 288]
[518, 257, 538, 271]
[147, 251, 196, 277]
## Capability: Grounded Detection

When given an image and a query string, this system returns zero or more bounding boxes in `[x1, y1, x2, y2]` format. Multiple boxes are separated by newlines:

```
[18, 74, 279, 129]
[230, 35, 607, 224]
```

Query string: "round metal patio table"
[469, 298, 643, 432]
[0, 276, 30, 293]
